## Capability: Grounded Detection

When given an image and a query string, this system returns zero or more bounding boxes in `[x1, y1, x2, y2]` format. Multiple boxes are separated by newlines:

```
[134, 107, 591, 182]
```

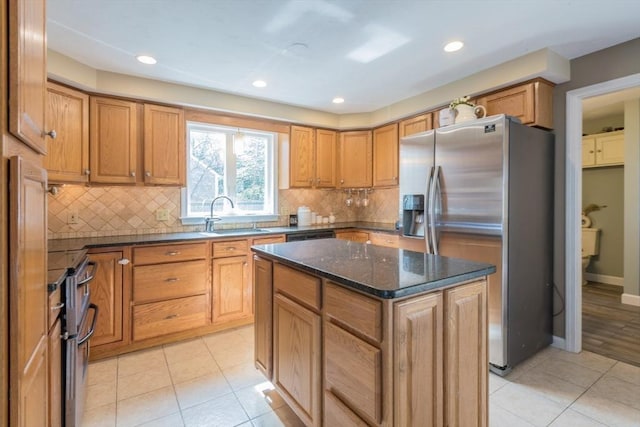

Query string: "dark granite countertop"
[48, 221, 398, 252]
[47, 248, 88, 290]
[251, 239, 495, 299]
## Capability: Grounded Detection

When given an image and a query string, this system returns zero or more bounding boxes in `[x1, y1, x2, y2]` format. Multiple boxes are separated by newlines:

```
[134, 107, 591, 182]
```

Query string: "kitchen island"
[252, 239, 495, 427]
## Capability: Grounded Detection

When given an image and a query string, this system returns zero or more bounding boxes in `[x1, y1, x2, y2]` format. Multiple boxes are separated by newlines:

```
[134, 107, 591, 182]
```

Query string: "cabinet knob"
[117, 258, 130, 265]
[166, 251, 180, 256]
[589, 151, 594, 154]
[145, 171, 151, 177]
[165, 277, 179, 283]
[597, 150, 602, 153]
[130, 171, 136, 177]
[340, 179, 345, 184]
[393, 176, 398, 181]
[84, 169, 91, 175]
[45, 130, 57, 139]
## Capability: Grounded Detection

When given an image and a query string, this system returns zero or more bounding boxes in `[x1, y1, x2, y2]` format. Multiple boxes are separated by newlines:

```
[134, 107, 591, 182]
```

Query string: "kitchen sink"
[199, 228, 271, 236]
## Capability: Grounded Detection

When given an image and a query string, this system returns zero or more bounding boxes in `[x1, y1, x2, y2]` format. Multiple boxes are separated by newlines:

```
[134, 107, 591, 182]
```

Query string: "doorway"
[565, 73, 640, 354]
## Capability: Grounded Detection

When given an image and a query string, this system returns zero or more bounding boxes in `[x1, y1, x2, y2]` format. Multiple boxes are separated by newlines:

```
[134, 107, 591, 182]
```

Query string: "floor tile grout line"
[161, 341, 187, 427]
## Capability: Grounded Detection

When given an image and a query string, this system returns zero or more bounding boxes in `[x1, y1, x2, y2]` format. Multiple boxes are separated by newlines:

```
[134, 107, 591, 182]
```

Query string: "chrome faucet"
[205, 196, 235, 232]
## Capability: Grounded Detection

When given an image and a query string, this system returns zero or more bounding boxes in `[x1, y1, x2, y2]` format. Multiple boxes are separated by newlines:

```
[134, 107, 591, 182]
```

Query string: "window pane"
[188, 129, 226, 216]
[236, 134, 267, 212]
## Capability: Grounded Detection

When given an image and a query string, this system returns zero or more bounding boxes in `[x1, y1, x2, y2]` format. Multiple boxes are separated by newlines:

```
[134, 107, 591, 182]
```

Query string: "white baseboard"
[551, 335, 566, 350]
[584, 273, 624, 286]
[621, 293, 640, 307]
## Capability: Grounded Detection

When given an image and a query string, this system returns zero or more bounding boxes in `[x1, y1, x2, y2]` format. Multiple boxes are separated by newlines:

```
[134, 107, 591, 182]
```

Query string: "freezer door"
[434, 116, 506, 235]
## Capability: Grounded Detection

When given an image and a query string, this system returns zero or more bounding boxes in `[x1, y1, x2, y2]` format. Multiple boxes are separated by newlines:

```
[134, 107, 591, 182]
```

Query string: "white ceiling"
[583, 87, 640, 121]
[47, 0, 640, 114]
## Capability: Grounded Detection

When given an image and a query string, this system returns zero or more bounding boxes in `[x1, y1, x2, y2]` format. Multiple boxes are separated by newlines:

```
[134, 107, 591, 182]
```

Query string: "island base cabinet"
[254, 256, 273, 380]
[273, 293, 321, 427]
[445, 281, 488, 427]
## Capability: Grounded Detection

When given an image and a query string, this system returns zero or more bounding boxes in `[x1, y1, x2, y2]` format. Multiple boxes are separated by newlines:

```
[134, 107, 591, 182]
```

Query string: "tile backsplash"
[48, 186, 400, 239]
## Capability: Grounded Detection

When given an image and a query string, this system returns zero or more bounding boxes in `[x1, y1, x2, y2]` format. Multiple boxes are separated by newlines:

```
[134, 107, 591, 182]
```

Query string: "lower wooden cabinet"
[48, 318, 63, 427]
[212, 255, 250, 324]
[132, 294, 209, 341]
[335, 230, 369, 243]
[253, 256, 273, 379]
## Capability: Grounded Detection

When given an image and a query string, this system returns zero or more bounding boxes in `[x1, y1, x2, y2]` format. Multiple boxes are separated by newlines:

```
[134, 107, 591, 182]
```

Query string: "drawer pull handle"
[165, 277, 179, 283]
[118, 258, 130, 265]
[51, 302, 65, 311]
[166, 251, 180, 256]
[164, 314, 178, 320]
[227, 247, 235, 251]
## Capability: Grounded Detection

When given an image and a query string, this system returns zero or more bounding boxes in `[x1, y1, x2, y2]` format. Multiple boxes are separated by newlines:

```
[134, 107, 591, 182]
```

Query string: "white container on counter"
[297, 206, 311, 226]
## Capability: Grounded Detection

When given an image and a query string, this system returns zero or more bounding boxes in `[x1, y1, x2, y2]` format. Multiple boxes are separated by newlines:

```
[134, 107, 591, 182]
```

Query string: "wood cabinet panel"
[133, 259, 208, 303]
[339, 130, 372, 188]
[399, 236, 427, 252]
[373, 123, 399, 187]
[133, 242, 207, 265]
[48, 318, 62, 427]
[583, 131, 624, 167]
[212, 239, 249, 258]
[273, 263, 321, 311]
[325, 282, 382, 344]
[335, 230, 370, 243]
[89, 250, 126, 348]
[324, 322, 382, 423]
[89, 96, 138, 183]
[9, 0, 48, 154]
[394, 292, 443, 427]
[132, 294, 209, 341]
[290, 125, 315, 188]
[44, 82, 90, 183]
[212, 255, 251, 324]
[143, 104, 185, 185]
[254, 256, 273, 379]
[251, 235, 286, 246]
[315, 128, 337, 188]
[399, 113, 432, 137]
[445, 281, 488, 427]
[369, 232, 399, 248]
[273, 293, 321, 427]
[324, 391, 370, 427]
[48, 284, 62, 331]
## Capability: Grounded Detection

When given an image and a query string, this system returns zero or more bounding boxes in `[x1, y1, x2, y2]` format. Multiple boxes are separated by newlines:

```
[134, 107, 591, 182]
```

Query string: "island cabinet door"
[393, 292, 444, 427]
[444, 280, 488, 427]
[253, 256, 273, 380]
[273, 293, 321, 427]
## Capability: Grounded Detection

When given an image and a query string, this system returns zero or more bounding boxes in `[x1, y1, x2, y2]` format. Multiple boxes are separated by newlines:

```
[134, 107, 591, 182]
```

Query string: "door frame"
[564, 72, 640, 353]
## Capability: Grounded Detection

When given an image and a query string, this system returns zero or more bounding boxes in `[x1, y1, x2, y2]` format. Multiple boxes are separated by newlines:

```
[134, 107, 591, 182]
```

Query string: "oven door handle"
[77, 303, 99, 346]
[77, 261, 97, 287]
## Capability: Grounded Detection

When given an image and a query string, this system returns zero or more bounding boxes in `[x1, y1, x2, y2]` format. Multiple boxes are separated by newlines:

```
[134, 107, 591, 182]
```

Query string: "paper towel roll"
[581, 214, 591, 228]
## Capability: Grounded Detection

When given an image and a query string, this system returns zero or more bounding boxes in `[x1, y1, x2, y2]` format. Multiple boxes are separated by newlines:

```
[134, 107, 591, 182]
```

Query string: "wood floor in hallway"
[582, 282, 640, 367]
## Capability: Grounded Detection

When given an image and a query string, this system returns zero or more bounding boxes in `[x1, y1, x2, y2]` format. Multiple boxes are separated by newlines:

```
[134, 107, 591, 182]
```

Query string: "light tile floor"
[83, 325, 640, 427]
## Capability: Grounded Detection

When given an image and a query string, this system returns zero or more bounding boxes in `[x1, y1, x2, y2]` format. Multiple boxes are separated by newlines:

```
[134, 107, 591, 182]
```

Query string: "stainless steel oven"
[62, 256, 98, 427]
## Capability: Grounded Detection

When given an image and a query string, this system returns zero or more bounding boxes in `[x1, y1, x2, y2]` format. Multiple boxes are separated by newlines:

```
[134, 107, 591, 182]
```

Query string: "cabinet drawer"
[132, 294, 208, 341]
[325, 282, 382, 343]
[274, 263, 321, 311]
[133, 242, 207, 265]
[368, 232, 399, 248]
[324, 322, 382, 423]
[212, 240, 248, 258]
[133, 259, 208, 303]
[252, 235, 286, 245]
[324, 391, 369, 427]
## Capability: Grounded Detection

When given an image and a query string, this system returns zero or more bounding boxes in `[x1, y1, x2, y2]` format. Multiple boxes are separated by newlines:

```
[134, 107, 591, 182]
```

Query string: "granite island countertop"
[251, 238, 496, 299]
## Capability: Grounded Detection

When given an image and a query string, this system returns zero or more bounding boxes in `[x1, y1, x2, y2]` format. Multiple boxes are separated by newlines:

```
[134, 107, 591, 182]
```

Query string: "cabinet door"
[339, 130, 372, 188]
[89, 96, 138, 183]
[476, 83, 535, 125]
[596, 133, 624, 165]
[8, 0, 49, 154]
[254, 256, 273, 380]
[445, 281, 488, 427]
[290, 125, 315, 187]
[399, 113, 432, 137]
[143, 104, 185, 185]
[45, 82, 90, 183]
[394, 292, 443, 427]
[89, 250, 126, 348]
[48, 318, 62, 427]
[373, 123, 399, 187]
[9, 156, 49, 426]
[212, 255, 251, 324]
[582, 137, 596, 167]
[273, 293, 321, 427]
[315, 129, 337, 188]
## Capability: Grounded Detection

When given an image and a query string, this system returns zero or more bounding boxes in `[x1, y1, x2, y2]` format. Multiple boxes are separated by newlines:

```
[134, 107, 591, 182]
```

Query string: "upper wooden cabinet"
[399, 113, 433, 137]
[143, 104, 185, 185]
[8, 0, 51, 154]
[474, 79, 553, 129]
[338, 130, 372, 188]
[582, 131, 624, 168]
[373, 123, 399, 187]
[90, 96, 139, 184]
[290, 126, 336, 188]
[44, 82, 90, 183]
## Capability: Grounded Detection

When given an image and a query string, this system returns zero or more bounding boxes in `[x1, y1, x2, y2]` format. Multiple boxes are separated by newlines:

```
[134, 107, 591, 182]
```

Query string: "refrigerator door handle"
[429, 165, 441, 255]
[424, 166, 434, 253]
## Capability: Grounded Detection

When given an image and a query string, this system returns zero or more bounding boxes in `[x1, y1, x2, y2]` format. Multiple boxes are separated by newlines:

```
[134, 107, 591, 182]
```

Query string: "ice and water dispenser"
[402, 194, 425, 237]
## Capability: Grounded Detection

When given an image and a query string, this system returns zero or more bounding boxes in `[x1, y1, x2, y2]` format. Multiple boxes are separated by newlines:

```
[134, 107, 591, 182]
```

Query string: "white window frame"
[181, 122, 279, 226]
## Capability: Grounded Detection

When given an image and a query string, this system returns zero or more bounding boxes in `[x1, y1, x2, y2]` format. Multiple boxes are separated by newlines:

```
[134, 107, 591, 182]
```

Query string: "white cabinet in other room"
[582, 131, 624, 168]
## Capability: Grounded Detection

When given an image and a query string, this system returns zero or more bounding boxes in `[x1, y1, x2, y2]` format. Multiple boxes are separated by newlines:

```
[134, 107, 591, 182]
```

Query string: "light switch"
[156, 208, 169, 221]
[68, 209, 79, 224]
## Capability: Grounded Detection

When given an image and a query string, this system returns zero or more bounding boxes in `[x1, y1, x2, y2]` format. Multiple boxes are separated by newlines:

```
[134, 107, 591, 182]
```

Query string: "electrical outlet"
[68, 210, 79, 224]
[156, 208, 169, 221]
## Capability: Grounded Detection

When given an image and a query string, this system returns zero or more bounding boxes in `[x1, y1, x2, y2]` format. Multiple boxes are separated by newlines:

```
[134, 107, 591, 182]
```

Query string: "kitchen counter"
[48, 221, 397, 252]
[251, 238, 495, 298]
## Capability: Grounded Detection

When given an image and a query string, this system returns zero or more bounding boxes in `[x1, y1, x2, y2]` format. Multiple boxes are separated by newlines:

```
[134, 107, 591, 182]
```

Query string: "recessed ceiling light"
[444, 41, 464, 53]
[136, 55, 157, 65]
[252, 80, 267, 88]
[332, 97, 345, 104]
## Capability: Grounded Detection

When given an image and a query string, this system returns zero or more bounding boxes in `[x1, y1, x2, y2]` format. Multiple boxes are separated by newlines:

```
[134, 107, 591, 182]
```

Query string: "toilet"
[581, 227, 600, 285]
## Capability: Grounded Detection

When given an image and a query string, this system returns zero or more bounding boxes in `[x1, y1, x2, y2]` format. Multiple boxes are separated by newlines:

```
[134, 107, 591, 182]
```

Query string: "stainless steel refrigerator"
[399, 114, 554, 374]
